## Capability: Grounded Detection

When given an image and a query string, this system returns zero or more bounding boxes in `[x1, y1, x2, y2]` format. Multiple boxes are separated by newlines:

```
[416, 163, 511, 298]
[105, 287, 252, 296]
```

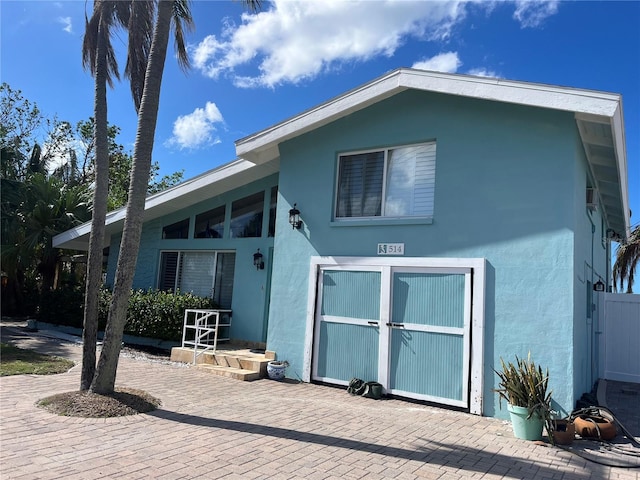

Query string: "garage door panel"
[321, 270, 381, 319]
[392, 272, 465, 328]
[315, 321, 379, 381]
[390, 330, 463, 401]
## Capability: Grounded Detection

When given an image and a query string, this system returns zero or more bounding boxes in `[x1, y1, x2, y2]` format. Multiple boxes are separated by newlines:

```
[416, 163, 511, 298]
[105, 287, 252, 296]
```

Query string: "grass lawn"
[0, 343, 75, 376]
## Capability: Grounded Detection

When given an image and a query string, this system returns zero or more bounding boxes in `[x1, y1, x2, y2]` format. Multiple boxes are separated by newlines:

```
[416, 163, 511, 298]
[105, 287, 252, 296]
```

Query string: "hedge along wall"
[38, 288, 217, 341]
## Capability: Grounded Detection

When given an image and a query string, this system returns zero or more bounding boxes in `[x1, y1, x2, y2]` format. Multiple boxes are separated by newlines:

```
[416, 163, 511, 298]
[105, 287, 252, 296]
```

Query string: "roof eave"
[235, 68, 622, 164]
[53, 158, 279, 250]
[611, 104, 631, 240]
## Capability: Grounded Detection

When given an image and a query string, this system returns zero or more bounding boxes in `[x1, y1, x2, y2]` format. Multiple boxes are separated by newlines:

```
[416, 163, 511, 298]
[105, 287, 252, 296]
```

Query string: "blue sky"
[1, 0, 639, 232]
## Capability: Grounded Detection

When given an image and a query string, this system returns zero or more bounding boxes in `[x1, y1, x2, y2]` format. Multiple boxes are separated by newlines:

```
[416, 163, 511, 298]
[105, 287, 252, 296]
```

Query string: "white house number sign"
[377, 243, 405, 255]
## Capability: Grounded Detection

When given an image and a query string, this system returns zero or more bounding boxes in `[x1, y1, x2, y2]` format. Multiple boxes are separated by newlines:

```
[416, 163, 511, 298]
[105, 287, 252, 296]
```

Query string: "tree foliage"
[613, 225, 640, 293]
[107, 151, 184, 210]
[1, 84, 91, 315]
[0, 84, 183, 317]
[1, 83, 75, 182]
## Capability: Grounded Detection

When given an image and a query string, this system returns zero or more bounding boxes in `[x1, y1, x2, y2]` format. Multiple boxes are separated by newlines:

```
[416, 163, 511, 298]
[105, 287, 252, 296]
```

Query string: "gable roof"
[236, 68, 630, 239]
[53, 158, 279, 250]
[54, 68, 630, 251]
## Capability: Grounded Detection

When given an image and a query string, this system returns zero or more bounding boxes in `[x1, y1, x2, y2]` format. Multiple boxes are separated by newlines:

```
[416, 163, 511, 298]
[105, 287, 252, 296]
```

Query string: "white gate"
[598, 293, 640, 383]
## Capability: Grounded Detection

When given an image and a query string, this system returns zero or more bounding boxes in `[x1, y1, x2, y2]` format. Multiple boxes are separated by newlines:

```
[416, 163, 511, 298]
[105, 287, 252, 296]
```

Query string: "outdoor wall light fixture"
[253, 249, 264, 270]
[605, 228, 621, 242]
[593, 280, 605, 292]
[289, 203, 302, 230]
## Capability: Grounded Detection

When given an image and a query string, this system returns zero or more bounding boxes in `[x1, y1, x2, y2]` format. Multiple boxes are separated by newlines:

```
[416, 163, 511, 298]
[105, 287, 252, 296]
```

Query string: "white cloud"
[412, 52, 462, 73]
[466, 67, 500, 78]
[192, 0, 468, 88]
[513, 0, 559, 28]
[412, 53, 500, 78]
[166, 102, 224, 150]
[192, 0, 559, 88]
[57, 16, 72, 34]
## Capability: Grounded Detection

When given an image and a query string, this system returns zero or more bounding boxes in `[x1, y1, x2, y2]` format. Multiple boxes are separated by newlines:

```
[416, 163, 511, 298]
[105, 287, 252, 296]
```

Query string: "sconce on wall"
[605, 228, 622, 242]
[289, 203, 302, 230]
[253, 249, 264, 270]
[593, 280, 605, 292]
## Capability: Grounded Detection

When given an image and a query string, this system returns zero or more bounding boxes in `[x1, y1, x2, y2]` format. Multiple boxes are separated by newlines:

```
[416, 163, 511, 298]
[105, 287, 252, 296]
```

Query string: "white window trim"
[334, 141, 436, 221]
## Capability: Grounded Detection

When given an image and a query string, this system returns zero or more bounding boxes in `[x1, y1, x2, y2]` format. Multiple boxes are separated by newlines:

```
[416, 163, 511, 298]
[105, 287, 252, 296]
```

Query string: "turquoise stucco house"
[54, 68, 631, 418]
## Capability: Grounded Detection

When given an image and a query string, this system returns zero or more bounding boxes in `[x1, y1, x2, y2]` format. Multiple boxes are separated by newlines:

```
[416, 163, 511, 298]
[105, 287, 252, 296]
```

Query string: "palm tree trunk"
[81, 15, 110, 391]
[91, 0, 173, 394]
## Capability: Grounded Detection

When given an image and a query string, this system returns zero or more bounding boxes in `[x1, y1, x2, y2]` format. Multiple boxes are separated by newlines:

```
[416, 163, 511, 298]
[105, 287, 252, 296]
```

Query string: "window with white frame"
[335, 142, 436, 219]
[158, 251, 236, 308]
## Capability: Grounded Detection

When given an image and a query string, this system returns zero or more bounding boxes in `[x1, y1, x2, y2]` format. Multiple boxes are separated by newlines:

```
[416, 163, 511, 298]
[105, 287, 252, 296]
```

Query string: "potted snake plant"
[494, 353, 553, 442]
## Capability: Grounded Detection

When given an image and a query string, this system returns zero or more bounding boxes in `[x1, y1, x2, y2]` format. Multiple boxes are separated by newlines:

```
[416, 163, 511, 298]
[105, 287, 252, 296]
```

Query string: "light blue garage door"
[313, 265, 471, 408]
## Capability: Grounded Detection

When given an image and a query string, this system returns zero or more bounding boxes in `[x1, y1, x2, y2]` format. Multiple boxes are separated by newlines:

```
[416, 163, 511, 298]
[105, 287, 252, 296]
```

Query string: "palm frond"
[81, 8, 99, 73]
[613, 225, 640, 293]
[237, 0, 262, 14]
[125, 0, 155, 111]
[171, 0, 195, 72]
[82, 0, 124, 88]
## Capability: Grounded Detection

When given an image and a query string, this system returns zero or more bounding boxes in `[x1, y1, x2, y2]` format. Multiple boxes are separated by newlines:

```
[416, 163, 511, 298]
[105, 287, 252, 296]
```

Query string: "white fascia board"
[236, 68, 622, 163]
[52, 158, 261, 250]
[52, 223, 93, 250]
[611, 103, 631, 239]
[399, 69, 621, 117]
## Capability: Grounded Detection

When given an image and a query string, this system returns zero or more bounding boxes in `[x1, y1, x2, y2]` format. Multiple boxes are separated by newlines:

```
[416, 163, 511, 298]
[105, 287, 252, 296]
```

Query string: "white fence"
[598, 293, 640, 383]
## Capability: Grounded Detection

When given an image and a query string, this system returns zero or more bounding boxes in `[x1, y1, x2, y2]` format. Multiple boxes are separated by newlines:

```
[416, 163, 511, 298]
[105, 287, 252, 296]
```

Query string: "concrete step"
[197, 364, 262, 381]
[170, 346, 272, 380]
[213, 353, 270, 375]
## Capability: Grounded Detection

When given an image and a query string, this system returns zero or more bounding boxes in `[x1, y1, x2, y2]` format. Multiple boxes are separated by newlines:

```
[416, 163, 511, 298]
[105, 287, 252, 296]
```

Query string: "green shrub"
[39, 288, 217, 341]
[38, 288, 85, 328]
[123, 289, 217, 341]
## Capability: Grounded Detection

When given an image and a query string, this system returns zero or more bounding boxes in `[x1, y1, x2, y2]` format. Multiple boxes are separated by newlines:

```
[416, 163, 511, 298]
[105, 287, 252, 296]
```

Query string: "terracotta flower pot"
[574, 414, 616, 440]
[551, 419, 575, 445]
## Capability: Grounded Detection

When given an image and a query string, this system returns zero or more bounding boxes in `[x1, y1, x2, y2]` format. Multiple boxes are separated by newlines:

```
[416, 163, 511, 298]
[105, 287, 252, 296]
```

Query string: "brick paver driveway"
[1, 325, 638, 479]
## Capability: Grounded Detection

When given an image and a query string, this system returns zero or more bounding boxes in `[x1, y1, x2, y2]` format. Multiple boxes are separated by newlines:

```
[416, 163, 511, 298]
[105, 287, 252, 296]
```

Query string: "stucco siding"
[268, 90, 579, 417]
[571, 133, 609, 405]
[104, 174, 278, 343]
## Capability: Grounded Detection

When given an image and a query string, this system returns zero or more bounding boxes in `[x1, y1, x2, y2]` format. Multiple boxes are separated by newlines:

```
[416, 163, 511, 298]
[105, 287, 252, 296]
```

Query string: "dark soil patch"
[37, 388, 161, 417]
